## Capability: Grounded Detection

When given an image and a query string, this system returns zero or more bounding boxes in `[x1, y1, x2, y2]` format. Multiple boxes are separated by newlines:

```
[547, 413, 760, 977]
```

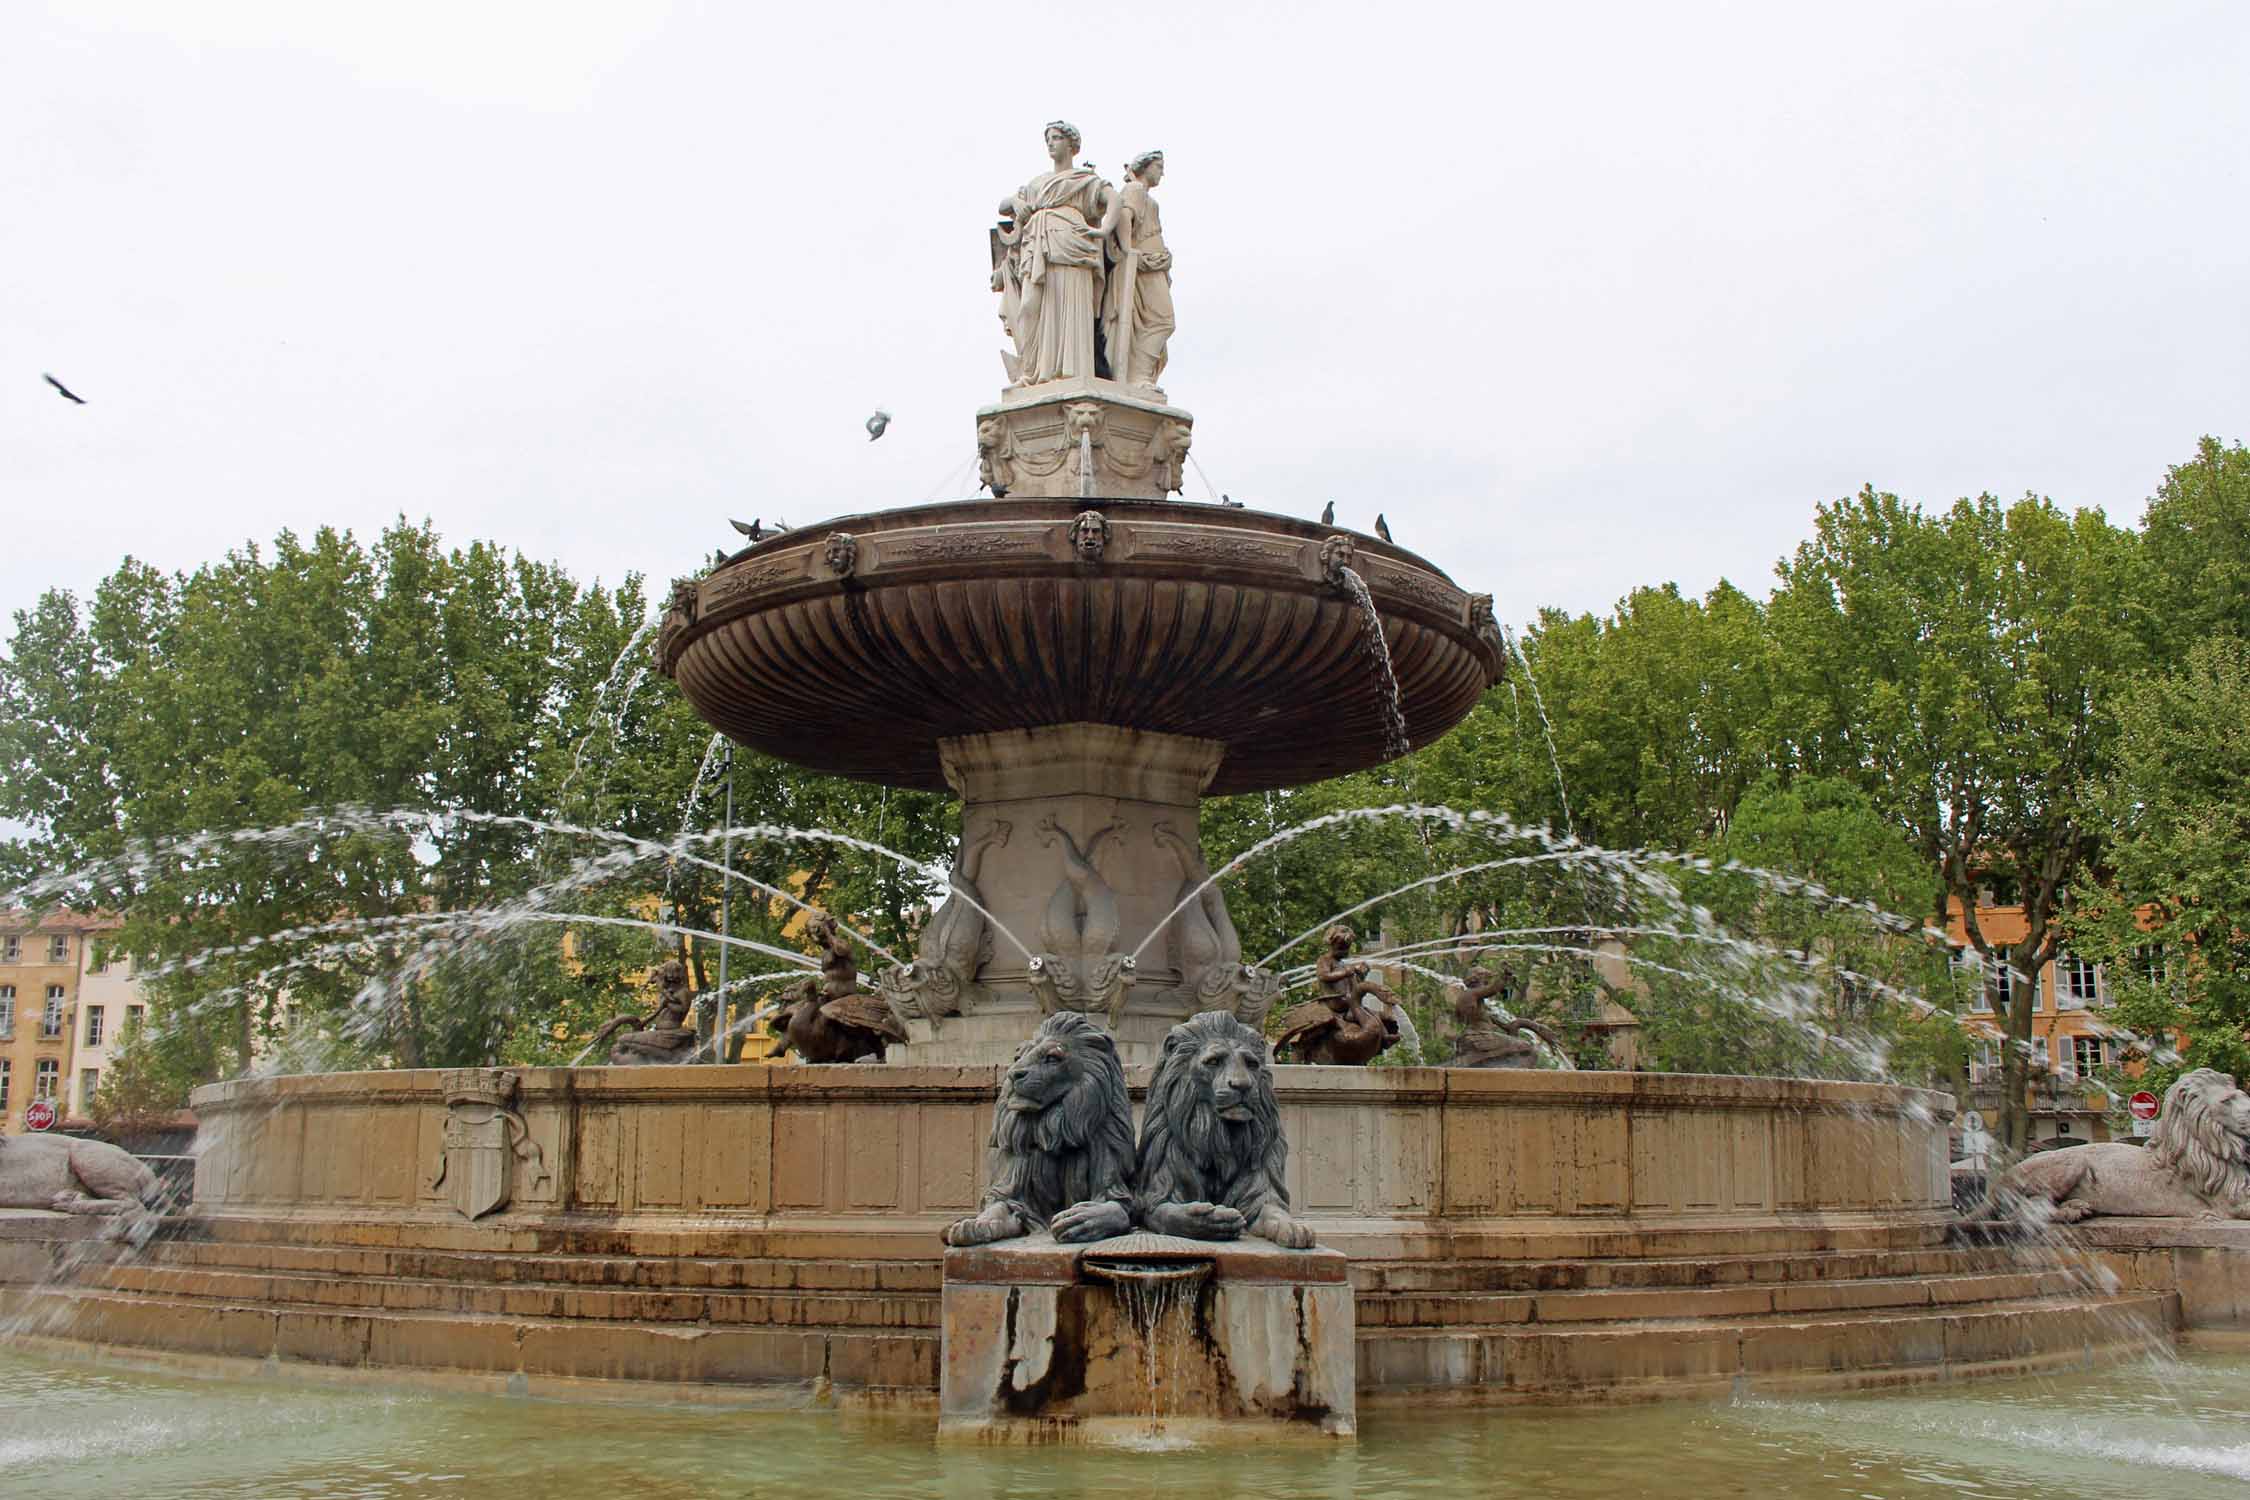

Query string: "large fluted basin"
[656, 500, 1507, 793]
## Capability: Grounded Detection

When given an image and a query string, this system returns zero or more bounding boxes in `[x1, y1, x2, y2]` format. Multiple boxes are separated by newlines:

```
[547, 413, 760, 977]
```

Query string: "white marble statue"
[993, 121, 1113, 388]
[1099, 150, 1175, 395]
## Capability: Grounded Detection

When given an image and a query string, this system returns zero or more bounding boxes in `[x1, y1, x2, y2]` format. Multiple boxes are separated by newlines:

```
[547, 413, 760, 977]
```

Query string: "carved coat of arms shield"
[429, 1069, 548, 1221]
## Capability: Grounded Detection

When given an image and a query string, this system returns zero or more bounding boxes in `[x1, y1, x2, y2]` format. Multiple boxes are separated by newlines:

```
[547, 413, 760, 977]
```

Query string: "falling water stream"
[1336, 566, 1412, 760]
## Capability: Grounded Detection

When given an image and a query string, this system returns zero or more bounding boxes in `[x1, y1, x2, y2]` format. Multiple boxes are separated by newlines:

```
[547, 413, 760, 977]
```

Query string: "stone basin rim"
[657, 497, 1508, 794]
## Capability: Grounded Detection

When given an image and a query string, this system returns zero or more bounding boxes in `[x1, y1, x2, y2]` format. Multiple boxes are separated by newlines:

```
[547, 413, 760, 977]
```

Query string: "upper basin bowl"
[657, 499, 1506, 794]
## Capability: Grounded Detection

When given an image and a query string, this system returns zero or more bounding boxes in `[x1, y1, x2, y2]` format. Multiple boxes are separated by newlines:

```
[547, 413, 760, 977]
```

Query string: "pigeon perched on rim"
[1319, 500, 1335, 525]
[866, 409, 892, 441]
[1374, 513, 1392, 542]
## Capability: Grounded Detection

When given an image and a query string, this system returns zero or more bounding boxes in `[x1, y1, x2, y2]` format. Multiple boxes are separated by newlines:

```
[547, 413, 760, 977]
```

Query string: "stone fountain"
[654, 124, 1505, 1068]
[4, 121, 2221, 1427]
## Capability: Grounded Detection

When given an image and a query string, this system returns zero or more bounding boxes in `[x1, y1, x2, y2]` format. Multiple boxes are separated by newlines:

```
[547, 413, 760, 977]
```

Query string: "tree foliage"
[2068, 636, 2250, 1085]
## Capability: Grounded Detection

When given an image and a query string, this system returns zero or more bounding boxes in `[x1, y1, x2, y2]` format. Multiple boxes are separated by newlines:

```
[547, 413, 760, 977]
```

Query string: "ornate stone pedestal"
[975, 377, 1193, 500]
[880, 724, 1277, 1067]
[939, 1231, 1356, 1444]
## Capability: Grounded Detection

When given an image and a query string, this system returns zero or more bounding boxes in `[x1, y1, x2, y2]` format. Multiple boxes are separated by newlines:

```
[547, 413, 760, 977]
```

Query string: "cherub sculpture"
[1449, 966, 1573, 1069]
[584, 957, 701, 1065]
[769, 915, 907, 1063]
[1274, 924, 1401, 1066]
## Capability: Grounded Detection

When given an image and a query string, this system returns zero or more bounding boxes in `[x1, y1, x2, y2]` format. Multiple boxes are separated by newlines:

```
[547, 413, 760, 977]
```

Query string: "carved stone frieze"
[700, 559, 796, 612]
[1138, 531, 1293, 566]
[1375, 565, 1461, 615]
[973, 382, 1193, 500]
[824, 533, 859, 577]
[901, 530, 1042, 562]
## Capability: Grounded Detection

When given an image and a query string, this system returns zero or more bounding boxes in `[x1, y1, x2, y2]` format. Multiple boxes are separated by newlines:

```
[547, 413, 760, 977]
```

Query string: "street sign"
[2129, 1091, 2160, 1121]
[22, 1099, 58, 1132]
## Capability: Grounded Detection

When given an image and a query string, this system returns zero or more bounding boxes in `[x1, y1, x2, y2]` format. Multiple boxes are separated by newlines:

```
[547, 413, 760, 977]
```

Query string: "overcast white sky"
[6, 1, 2246, 633]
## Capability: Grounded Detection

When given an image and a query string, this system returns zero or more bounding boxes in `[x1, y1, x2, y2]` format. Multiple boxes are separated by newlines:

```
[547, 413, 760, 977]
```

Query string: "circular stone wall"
[24, 1067, 2176, 1414]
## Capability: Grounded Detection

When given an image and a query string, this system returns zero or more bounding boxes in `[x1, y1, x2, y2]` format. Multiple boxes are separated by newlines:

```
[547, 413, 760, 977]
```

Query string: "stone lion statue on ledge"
[943, 1011, 1134, 1247]
[0, 1133, 160, 1216]
[1133, 1010, 1314, 1248]
[1973, 1068, 2250, 1224]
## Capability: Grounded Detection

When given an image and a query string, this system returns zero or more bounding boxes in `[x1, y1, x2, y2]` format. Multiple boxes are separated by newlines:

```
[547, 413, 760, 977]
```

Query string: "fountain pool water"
[3, 1346, 2247, 1497]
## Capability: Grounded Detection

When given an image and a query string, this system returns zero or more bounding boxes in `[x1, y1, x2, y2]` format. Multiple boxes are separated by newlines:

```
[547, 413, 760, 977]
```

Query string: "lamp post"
[716, 743, 736, 1060]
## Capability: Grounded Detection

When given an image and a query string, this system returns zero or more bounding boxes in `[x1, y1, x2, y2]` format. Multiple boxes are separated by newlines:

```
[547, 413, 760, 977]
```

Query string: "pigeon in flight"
[1319, 500, 1335, 525]
[43, 374, 85, 405]
[1374, 513, 1392, 543]
[731, 518, 768, 542]
[866, 409, 892, 442]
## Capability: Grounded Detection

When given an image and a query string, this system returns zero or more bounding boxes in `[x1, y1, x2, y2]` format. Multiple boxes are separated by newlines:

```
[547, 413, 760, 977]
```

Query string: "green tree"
[1768, 489, 2150, 1151]
[2141, 436, 2250, 647]
[2068, 637, 2250, 1085]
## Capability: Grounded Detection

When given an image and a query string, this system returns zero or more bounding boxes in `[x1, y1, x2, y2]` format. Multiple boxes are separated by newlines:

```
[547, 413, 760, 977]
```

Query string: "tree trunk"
[1998, 942, 2042, 1156]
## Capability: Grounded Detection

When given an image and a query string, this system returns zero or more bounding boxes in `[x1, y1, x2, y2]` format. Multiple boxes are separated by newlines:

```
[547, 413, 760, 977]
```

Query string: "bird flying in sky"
[43, 374, 85, 404]
[866, 409, 892, 441]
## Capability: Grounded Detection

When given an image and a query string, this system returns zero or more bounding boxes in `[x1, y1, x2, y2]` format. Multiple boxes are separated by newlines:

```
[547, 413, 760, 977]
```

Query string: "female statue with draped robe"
[992, 121, 1112, 388]
[1100, 150, 1175, 395]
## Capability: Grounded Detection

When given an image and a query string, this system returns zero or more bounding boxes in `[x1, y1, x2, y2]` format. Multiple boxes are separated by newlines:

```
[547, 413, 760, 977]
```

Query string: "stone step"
[1, 1284, 939, 1390]
[1352, 1245, 2030, 1294]
[134, 1238, 940, 1294]
[86, 1262, 939, 1330]
[1355, 1269, 2095, 1328]
[1355, 1291, 2182, 1399]
[176, 1213, 959, 1261]
[173, 1210, 1954, 1264]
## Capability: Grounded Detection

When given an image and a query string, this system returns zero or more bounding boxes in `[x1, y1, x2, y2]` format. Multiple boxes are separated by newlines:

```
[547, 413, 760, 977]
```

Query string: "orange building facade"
[1941, 899, 2171, 1145]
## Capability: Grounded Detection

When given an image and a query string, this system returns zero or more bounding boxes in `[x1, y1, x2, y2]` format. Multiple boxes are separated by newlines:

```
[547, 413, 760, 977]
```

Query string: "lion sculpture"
[1974, 1068, 2250, 1224]
[1133, 1010, 1315, 1248]
[943, 1011, 1135, 1247]
[0, 1133, 161, 1216]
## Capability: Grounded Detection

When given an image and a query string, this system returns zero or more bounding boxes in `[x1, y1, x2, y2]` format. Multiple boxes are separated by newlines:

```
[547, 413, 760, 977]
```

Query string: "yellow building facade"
[0, 911, 140, 1135]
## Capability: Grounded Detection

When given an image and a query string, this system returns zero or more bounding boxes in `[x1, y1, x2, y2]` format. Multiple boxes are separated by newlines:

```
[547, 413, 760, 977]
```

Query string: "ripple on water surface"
[1, 1350, 2247, 1500]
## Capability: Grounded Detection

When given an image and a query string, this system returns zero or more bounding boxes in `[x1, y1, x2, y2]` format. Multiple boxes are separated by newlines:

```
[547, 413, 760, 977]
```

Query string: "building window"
[2, 935, 18, 962]
[2069, 1036, 2110, 1076]
[48, 935, 68, 964]
[84, 1005, 104, 1048]
[2056, 954, 2101, 1009]
[0, 1059, 9, 1114]
[34, 1059, 58, 1100]
[41, 986, 65, 1037]
[0, 985, 13, 1037]
[126, 1004, 144, 1033]
[79, 1069, 99, 1111]
[1984, 960, 2016, 1013]
[2131, 943, 2173, 992]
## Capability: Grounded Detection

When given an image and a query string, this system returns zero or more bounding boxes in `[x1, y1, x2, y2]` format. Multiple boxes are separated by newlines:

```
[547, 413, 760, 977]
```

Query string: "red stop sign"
[2129, 1090, 2160, 1121]
[22, 1099, 58, 1132]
